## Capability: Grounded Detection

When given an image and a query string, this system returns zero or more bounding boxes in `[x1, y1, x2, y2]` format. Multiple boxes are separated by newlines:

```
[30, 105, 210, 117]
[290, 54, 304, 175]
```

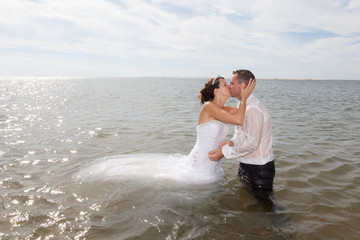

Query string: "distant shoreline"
[0, 76, 358, 81]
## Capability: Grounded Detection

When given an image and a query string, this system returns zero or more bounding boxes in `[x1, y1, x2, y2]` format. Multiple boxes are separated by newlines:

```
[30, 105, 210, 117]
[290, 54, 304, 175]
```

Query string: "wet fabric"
[222, 94, 274, 165]
[238, 160, 275, 191]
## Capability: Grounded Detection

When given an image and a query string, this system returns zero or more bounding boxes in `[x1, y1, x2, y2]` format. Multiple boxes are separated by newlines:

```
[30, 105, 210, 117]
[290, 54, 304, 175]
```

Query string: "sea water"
[1, 77, 359, 239]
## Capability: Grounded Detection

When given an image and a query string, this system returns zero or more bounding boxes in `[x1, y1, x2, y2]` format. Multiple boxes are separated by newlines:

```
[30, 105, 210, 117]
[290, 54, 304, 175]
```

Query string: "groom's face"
[228, 74, 243, 98]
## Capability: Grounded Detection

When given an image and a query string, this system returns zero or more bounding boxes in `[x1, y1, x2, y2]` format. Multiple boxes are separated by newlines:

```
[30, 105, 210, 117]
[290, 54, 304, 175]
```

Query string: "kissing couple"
[180, 69, 275, 196]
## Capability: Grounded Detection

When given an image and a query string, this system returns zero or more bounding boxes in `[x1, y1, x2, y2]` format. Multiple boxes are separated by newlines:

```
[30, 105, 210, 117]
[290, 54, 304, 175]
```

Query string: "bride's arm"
[206, 99, 247, 125]
[205, 79, 255, 125]
[222, 106, 237, 114]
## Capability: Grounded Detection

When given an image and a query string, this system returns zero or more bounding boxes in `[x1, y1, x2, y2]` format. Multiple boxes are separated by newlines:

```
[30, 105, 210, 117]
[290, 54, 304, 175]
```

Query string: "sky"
[0, 0, 359, 79]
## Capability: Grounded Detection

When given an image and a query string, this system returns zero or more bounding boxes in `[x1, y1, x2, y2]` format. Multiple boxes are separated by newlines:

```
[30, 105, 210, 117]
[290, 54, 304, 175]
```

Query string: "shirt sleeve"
[222, 106, 264, 159]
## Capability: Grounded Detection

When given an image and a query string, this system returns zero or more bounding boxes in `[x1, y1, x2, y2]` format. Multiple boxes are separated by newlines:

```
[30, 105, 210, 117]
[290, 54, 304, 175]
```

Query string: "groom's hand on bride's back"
[209, 141, 234, 161]
[208, 149, 223, 161]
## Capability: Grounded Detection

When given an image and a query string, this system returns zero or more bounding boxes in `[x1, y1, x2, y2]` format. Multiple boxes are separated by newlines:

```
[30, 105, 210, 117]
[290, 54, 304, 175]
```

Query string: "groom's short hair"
[233, 69, 255, 84]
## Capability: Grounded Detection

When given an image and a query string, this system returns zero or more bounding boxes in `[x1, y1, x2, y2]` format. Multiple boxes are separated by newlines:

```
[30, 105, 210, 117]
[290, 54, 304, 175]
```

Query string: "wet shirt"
[222, 94, 274, 165]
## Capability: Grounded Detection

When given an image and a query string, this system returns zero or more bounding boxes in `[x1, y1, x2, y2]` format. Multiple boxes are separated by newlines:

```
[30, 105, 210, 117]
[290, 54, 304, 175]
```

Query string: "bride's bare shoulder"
[202, 101, 217, 110]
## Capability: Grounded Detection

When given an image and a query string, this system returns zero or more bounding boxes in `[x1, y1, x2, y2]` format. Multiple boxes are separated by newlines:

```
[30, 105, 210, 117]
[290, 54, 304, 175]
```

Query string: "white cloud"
[0, 0, 359, 79]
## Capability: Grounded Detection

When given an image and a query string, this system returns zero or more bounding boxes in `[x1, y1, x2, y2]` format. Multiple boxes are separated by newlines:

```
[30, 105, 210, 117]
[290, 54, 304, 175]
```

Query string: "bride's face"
[216, 79, 230, 97]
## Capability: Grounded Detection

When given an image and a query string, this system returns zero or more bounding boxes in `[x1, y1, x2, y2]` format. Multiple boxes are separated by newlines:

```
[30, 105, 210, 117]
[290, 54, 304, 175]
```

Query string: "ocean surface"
[1, 77, 359, 239]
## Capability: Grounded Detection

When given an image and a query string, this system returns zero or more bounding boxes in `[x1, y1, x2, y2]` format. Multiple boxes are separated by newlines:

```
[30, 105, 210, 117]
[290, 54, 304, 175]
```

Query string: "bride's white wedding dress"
[176, 120, 229, 184]
[75, 120, 229, 184]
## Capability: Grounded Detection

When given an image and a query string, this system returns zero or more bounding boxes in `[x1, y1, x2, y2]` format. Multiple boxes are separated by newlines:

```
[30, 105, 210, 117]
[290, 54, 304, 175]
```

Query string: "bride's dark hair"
[199, 77, 223, 104]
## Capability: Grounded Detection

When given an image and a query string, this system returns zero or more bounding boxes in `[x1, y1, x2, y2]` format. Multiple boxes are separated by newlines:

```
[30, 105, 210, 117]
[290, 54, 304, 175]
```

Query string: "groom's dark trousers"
[238, 161, 275, 191]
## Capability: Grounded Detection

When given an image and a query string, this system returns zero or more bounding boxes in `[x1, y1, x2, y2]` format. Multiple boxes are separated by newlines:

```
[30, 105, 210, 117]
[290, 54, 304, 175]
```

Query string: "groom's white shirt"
[222, 94, 274, 165]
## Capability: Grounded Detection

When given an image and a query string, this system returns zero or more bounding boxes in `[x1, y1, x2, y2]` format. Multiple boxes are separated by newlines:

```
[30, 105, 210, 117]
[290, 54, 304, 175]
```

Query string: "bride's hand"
[219, 141, 234, 149]
[241, 78, 256, 101]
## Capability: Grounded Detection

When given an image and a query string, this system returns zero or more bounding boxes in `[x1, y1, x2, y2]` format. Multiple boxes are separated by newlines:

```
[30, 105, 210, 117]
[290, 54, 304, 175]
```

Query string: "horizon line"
[0, 75, 358, 81]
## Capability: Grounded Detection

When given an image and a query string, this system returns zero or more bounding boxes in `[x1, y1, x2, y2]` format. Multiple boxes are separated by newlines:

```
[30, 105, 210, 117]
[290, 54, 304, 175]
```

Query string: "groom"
[208, 69, 275, 195]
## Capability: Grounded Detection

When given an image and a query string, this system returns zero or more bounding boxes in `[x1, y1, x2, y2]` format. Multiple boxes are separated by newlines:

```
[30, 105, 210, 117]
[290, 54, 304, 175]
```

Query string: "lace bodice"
[191, 120, 229, 160]
[179, 120, 229, 184]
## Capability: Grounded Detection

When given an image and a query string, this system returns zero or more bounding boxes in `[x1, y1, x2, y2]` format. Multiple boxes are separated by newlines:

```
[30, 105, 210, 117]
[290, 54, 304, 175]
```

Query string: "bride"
[175, 76, 255, 184]
[75, 76, 255, 184]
